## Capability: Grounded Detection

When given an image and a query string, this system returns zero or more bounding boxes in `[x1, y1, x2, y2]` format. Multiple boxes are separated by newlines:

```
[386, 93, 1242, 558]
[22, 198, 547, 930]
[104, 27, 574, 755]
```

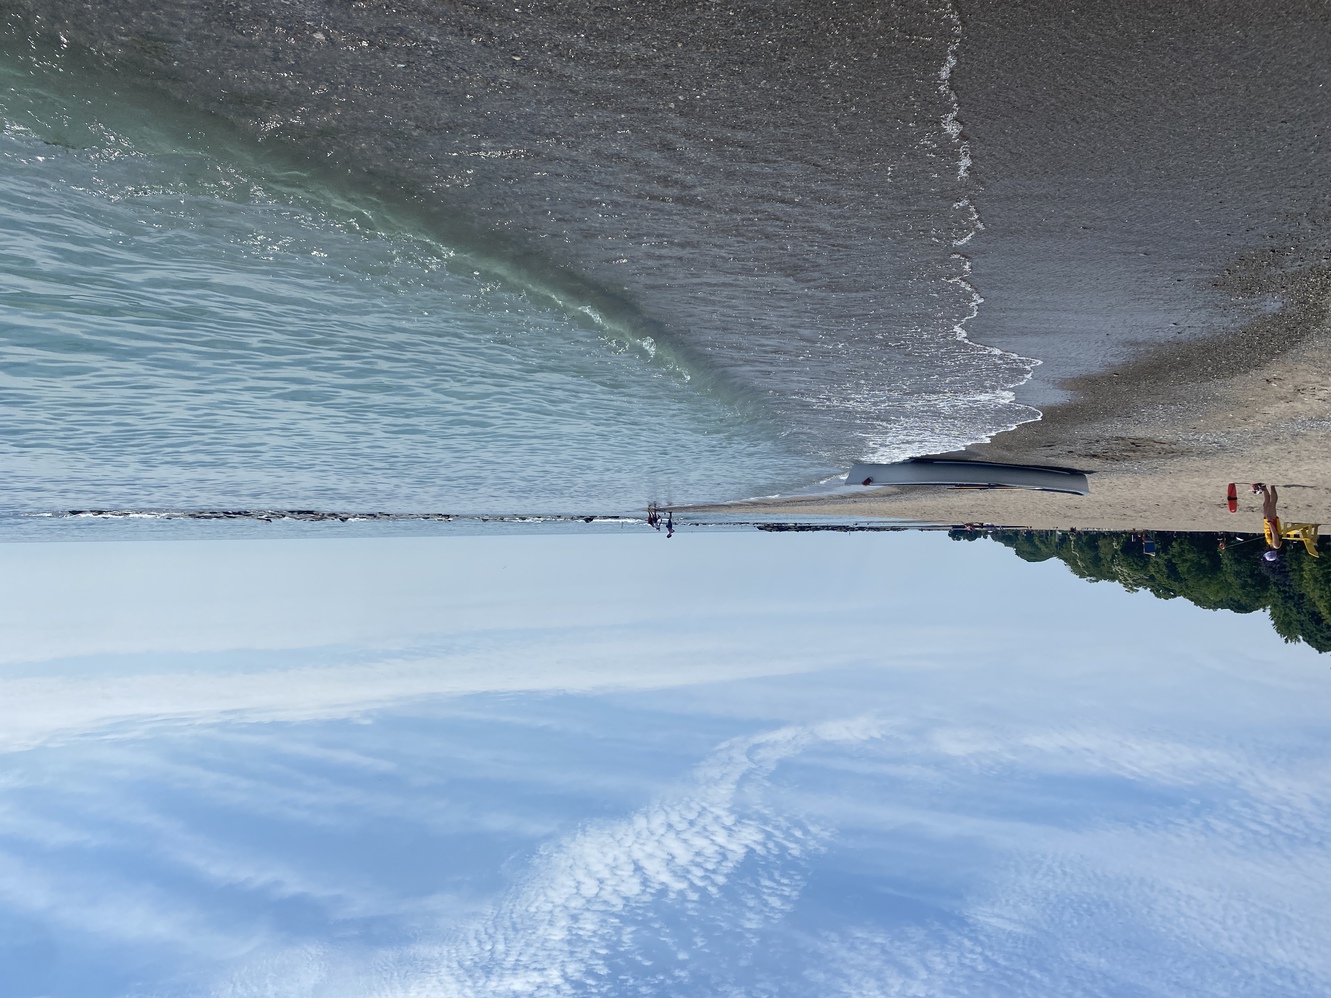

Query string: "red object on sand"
[1227, 483, 1238, 513]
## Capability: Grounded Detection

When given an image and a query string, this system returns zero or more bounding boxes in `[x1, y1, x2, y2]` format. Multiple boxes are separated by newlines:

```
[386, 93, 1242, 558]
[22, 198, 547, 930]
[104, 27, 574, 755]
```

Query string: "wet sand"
[684, 256, 1331, 532]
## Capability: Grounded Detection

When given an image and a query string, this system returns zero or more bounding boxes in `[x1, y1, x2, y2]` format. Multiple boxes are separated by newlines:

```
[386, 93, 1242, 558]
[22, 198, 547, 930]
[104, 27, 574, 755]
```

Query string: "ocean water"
[0, 133, 809, 514]
[3, 1, 1331, 521]
[0, 8, 1044, 520]
[0, 39, 824, 515]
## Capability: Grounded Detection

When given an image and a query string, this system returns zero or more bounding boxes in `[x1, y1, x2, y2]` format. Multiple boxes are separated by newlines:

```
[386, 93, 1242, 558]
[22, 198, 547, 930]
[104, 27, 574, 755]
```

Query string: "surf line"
[937, 0, 972, 183]
[936, 2, 989, 349]
[934, 0, 1042, 433]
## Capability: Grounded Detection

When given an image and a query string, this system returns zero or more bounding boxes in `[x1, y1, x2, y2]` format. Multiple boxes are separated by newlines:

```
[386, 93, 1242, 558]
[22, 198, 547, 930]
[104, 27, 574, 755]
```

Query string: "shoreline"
[682, 255, 1331, 533]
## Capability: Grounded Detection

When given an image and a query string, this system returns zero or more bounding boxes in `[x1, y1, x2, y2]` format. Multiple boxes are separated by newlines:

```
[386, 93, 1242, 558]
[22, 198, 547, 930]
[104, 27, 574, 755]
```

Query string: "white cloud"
[212, 719, 884, 998]
[6, 693, 1331, 998]
[780, 720, 1331, 998]
[0, 621, 842, 753]
[398, 721, 882, 998]
[0, 848, 262, 960]
[3, 532, 1329, 996]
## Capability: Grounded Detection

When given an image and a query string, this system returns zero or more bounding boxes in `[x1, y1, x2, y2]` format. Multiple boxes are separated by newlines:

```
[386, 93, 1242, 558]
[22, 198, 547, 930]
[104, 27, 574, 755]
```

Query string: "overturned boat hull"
[848, 458, 1091, 496]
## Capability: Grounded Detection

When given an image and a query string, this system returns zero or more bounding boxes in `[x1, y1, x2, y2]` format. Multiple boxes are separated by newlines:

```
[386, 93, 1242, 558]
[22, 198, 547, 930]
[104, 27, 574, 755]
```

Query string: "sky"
[0, 528, 1328, 997]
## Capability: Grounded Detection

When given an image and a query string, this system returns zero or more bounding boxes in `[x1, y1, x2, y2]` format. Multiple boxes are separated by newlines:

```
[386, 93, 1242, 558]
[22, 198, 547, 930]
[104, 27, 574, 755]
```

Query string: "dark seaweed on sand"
[954, 529, 1331, 654]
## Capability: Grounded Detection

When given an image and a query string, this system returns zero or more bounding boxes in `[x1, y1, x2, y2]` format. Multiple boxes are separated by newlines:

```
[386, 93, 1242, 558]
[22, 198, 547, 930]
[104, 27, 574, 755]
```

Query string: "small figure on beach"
[1245, 483, 1323, 558]
[1255, 483, 1282, 560]
[646, 503, 660, 531]
[666, 511, 674, 539]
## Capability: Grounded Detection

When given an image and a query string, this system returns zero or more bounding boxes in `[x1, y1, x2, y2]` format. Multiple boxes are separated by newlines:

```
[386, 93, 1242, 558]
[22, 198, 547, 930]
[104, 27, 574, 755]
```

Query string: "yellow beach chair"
[1281, 522, 1322, 557]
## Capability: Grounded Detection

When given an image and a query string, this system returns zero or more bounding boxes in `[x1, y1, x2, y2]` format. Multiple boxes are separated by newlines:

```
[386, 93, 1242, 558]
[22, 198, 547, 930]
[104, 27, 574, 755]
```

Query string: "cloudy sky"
[1, 529, 1327, 997]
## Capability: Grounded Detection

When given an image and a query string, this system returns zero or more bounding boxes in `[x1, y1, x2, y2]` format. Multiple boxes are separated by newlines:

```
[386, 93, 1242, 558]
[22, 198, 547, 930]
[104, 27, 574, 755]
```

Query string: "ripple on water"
[0, 126, 827, 514]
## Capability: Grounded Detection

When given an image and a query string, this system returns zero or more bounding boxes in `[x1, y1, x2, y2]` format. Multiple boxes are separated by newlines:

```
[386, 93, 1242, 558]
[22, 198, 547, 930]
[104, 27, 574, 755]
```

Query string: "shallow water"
[4, 3, 1331, 514]
[0, 44, 827, 514]
[0, 10, 1053, 520]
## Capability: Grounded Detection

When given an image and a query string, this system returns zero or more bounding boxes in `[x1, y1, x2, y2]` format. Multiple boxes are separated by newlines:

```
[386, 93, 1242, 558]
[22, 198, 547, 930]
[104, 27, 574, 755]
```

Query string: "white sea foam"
[930, 7, 1042, 451]
[936, 3, 972, 183]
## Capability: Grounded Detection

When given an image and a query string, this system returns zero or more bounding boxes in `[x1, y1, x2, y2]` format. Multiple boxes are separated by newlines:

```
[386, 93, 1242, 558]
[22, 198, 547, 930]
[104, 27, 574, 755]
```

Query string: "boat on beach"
[847, 458, 1091, 496]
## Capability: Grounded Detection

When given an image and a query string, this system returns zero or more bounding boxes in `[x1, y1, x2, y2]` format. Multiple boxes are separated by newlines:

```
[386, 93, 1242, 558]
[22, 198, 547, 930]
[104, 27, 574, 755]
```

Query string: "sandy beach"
[683, 256, 1331, 533]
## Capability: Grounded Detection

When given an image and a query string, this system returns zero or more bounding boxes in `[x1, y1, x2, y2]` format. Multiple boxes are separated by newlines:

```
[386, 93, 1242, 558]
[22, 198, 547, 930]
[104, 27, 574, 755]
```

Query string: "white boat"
[847, 458, 1090, 495]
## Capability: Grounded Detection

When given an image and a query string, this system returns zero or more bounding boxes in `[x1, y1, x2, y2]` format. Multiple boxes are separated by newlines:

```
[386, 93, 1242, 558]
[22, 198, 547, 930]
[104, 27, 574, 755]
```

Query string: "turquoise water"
[0, 44, 822, 516]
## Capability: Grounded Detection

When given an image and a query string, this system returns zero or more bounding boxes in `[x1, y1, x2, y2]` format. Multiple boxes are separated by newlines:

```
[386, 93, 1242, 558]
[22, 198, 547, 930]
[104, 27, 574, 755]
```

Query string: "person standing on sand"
[1257, 483, 1282, 559]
